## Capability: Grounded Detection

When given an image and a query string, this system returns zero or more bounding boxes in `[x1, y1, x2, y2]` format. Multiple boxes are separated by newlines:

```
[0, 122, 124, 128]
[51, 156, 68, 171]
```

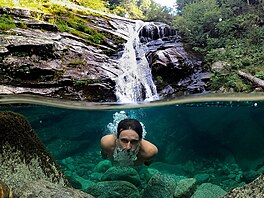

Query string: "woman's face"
[117, 129, 140, 152]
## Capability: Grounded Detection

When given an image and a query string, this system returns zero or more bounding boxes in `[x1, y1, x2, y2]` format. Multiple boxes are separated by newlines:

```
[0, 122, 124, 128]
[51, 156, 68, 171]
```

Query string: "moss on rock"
[0, 111, 68, 190]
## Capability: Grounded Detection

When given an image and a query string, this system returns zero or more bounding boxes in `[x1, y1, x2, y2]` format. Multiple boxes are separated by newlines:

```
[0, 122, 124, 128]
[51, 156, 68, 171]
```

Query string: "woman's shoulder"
[101, 134, 116, 149]
[140, 139, 158, 158]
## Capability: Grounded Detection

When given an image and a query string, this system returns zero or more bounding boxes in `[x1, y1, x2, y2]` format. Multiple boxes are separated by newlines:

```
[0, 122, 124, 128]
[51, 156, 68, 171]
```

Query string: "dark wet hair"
[117, 119, 143, 139]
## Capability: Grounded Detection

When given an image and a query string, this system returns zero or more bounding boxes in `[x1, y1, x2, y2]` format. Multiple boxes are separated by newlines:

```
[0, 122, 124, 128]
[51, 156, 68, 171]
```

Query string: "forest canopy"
[173, 0, 264, 92]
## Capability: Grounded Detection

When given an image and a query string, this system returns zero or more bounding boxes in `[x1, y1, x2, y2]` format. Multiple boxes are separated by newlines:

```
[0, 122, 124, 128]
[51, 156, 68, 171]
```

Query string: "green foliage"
[176, 0, 198, 11]
[52, 12, 105, 44]
[0, 0, 46, 10]
[117, 0, 144, 19]
[106, 0, 175, 23]
[0, 14, 16, 31]
[68, 59, 86, 66]
[73, 79, 101, 86]
[74, 79, 88, 86]
[173, 0, 264, 92]
[210, 72, 250, 92]
[112, 5, 127, 16]
[145, 2, 175, 25]
[54, 70, 64, 80]
[70, 0, 108, 11]
[0, 14, 28, 32]
[255, 71, 264, 80]
[173, 0, 222, 47]
[0, 0, 16, 7]
[1, 0, 175, 28]
[156, 75, 164, 86]
[12, 51, 30, 57]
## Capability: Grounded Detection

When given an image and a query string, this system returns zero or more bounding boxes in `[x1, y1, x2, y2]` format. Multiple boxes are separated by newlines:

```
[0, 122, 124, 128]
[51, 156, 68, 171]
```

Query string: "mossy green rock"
[86, 181, 140, 198]
[0, 111, 67, 190]
[191, 183, 226, 198]
[101, 166, 141, 186]
[143, 168, 160, 182]
[174, 178, 197, 198]
[93, 160, 112, 173]
[142, 172, 177, 198]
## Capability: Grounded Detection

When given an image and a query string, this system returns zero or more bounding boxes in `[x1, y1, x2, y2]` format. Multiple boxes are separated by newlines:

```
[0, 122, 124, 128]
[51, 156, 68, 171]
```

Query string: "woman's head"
[116, 119, 143, 151]
[117, 119, 143, 139]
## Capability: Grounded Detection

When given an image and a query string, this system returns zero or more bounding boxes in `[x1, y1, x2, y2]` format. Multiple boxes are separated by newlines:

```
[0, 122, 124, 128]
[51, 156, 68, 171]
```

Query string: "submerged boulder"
[142, 172, 177, 198]
[0, 111, 68, 190]
[14, 179, 94, 198]
[191, 183, 226, 198]
[101, 166, 141, 187]
[86, 180, 140, 198]
[174, 178, 197, 198]
[222, 173, 264, 198]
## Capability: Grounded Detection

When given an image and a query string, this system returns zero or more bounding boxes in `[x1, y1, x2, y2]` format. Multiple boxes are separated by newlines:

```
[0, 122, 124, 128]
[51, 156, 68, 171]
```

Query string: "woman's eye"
[131, 140, 139, 145]
[121, 139, 128, 143]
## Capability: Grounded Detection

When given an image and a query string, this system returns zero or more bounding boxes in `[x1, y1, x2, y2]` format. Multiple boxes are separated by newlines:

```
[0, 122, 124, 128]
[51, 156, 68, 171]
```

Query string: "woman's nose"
[126, 142, 132, 150]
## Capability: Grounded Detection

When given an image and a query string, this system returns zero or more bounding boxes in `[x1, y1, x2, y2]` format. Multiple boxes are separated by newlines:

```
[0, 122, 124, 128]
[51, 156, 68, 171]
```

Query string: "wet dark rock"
[139, 22, 177, 42]
[138, 22, 209, 98]
[242, 170, 259, 183]
[147, 45, 208, 97]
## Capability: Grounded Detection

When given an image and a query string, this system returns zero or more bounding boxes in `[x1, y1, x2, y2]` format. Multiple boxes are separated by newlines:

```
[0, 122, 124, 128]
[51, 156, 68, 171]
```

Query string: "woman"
[100, 118, 158, 166]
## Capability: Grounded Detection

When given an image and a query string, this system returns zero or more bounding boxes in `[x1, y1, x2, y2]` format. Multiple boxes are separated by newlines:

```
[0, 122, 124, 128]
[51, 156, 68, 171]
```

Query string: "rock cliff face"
[0, 6, 209, 102]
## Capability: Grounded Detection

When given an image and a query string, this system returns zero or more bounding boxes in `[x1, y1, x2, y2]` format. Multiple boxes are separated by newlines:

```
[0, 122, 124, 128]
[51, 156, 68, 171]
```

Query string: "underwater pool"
[1, 93, 264, 196]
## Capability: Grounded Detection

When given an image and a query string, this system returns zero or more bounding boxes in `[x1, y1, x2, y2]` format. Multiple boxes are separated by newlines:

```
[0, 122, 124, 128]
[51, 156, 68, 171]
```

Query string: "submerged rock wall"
[0, 111, 68, 194]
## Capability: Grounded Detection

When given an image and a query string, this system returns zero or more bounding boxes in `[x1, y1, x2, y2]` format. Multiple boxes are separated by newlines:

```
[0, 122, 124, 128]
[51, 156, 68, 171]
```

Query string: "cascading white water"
[115, 21, 159, 103]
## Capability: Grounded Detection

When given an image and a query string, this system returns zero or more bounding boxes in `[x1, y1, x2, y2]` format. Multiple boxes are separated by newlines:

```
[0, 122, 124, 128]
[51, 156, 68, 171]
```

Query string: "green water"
[1, 94, 264, 192]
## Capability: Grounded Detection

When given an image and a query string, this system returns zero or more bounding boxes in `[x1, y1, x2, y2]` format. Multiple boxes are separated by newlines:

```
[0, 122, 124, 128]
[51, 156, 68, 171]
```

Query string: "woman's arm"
[100, 134, 116, 159]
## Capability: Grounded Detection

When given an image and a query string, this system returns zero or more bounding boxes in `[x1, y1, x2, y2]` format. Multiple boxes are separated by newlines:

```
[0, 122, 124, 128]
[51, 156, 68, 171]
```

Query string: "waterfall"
[115, 21, 159, 103]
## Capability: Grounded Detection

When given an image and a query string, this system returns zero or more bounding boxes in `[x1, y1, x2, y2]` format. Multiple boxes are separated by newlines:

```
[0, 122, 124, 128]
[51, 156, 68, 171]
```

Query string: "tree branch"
[238, 70, 264, 89]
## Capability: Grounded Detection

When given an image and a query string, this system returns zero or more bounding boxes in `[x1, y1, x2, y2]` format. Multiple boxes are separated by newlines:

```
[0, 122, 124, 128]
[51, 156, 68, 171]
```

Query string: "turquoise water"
[1, 94, 264, 192]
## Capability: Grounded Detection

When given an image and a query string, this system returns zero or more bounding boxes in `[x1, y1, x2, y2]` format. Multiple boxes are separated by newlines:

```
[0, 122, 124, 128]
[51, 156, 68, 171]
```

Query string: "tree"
[138, 0, 151, 15]
[176, 0, 200, 11]
[120, 0, 144, 19]
[145, 1, 174, 24]
[173, 0, 222, 47]
[72, 0, 107, 11]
